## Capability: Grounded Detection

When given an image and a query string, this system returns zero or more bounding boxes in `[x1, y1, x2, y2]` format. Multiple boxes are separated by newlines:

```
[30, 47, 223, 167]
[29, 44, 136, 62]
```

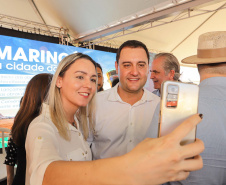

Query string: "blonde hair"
[46, 53, 96, 140]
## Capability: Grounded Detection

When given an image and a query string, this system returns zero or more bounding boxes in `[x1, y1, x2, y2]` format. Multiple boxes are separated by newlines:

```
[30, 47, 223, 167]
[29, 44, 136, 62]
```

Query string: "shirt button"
[79, 133, 81, 136]
[70, 159, 72, 161]
[130, 123, 132, 125]
[129, 140, 132, 142]
[85, 151, 88, 154]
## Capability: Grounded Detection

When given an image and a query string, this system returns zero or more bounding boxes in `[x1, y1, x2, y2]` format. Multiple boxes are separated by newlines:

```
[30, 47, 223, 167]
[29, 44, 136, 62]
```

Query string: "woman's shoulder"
[28, 111, 57, 136]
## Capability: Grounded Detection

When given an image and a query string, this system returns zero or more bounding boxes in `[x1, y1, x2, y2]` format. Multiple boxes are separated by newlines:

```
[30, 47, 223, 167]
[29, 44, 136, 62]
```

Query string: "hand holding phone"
[158, 81, 199, 145]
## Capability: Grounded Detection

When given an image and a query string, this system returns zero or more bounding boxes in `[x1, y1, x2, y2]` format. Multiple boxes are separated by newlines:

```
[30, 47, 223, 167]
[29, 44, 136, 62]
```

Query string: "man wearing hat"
[168, 31, 226, 184]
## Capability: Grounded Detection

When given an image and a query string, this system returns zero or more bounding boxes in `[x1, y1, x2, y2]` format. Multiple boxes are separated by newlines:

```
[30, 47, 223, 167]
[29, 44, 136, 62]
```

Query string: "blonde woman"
[25, 53, 204, 185]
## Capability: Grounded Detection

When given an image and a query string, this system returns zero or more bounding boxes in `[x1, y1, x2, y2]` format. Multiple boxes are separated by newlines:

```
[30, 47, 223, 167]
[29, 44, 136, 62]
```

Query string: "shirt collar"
[199, 77, 226, 87]
[107, 83, 122, 102]
[107, 83, 155, 103]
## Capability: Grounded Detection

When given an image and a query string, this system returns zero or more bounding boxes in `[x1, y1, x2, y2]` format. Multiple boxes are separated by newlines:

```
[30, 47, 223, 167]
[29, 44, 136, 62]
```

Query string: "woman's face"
[57, 58, 97, 111]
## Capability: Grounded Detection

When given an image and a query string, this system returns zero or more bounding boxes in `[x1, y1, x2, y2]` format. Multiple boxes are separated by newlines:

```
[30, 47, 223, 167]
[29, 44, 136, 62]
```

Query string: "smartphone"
[158, 81, 199, 145]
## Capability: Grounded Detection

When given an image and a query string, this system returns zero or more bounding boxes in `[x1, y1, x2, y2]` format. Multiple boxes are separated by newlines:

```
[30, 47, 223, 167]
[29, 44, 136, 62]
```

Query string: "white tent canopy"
[0, 0, 225, 83]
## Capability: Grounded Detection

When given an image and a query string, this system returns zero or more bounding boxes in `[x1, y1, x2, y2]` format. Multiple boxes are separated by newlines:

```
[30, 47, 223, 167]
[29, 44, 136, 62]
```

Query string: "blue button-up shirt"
[168, 77, 226, 185]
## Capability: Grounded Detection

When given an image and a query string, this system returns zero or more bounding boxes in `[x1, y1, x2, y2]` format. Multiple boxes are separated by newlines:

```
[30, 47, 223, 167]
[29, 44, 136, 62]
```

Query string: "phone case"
[158, 81, 199, 145]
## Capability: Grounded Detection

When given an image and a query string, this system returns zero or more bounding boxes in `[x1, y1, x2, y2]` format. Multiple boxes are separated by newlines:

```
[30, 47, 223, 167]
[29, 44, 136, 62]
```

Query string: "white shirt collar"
[107, 83, 155, 103]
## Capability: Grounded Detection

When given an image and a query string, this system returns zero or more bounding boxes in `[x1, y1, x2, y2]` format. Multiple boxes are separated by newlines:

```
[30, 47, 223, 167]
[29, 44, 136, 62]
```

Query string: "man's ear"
[115, 61, 119, 74]
[169, 70, 175, 80]
[56, 76, 62, 88]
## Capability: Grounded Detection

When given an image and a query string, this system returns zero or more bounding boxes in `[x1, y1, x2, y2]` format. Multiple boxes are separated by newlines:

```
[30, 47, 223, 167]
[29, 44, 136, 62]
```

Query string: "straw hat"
[182, 31, 226, 64]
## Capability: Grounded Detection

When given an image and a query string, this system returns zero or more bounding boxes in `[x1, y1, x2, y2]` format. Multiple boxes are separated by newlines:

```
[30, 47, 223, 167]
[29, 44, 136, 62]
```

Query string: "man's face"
[150, 57, 174, 90]
[96, 67, 104, 91]
[115, 47, 149, 94]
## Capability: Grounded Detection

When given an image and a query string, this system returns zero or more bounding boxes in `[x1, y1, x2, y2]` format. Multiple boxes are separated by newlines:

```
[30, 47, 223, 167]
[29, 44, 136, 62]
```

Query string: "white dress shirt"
[25, 103, 92, 185]
[91, 84, 160, 159]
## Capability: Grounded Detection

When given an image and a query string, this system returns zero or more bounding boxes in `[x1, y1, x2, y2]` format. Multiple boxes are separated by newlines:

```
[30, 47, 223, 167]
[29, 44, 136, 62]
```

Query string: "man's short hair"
[154, 53, 180, 81]
[116, 40, 150, 64]
[197, 62, 226, 74]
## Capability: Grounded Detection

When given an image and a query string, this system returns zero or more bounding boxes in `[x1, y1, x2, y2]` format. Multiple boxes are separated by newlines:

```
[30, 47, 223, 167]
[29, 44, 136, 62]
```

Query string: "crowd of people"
[3, 30, 226, 185]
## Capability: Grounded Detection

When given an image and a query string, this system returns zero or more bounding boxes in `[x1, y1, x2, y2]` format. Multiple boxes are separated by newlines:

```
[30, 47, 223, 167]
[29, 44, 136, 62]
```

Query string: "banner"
[0, 35, 116, 117]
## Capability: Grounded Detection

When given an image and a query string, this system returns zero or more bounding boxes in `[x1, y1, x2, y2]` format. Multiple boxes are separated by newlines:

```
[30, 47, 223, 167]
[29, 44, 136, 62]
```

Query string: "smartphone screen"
[158, 81, 199, 145]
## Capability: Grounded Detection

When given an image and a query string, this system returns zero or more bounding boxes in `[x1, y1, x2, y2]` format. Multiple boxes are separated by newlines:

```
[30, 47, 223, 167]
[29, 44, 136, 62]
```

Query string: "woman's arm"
[43, 114, 204, 185]
[4, 137, 17, 185]
[6, 165, 14, 185]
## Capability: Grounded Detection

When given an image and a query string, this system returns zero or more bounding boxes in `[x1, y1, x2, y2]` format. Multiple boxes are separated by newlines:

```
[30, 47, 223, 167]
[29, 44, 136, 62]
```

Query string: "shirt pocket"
[66, 148, 88, 161]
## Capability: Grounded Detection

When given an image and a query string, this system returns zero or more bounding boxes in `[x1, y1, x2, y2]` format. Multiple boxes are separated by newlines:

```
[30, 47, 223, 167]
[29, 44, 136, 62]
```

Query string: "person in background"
[4, 73, 53, 185]
[150, 53, 180, 96]
[96, 62, 104, 92]
[168, 31, 226, 184]
[25, 52, 204, 185]
[4, 96, 23, 185]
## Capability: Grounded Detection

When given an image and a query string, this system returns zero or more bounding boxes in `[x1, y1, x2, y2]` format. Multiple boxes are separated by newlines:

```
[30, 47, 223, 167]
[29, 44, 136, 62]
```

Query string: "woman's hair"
[47, 52, 97, 141]
[12, 73, 53, 146]
[96, 62, 103, 72]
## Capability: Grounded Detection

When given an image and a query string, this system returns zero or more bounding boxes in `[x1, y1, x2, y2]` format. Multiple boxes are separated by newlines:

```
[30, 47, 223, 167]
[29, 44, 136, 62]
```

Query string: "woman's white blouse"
[25, 104, 92, 185]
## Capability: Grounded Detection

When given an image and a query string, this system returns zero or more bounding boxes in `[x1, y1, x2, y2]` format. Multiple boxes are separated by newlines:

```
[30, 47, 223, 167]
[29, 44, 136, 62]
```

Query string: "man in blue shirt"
[168, 31, 226, 184]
